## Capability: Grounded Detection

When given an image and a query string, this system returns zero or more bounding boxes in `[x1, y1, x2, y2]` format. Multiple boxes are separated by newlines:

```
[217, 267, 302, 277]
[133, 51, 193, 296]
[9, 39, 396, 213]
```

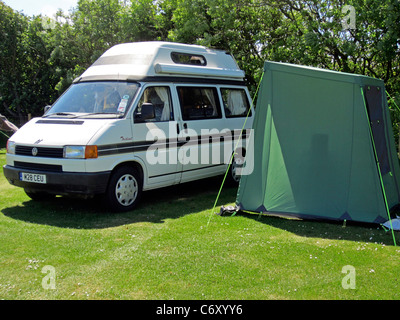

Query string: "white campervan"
[3, 42, 254, 212]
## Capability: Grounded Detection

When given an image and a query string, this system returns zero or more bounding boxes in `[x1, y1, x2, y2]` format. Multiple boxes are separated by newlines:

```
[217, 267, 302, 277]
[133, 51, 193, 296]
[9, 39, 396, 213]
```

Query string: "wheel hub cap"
[115, 174, 138, 206]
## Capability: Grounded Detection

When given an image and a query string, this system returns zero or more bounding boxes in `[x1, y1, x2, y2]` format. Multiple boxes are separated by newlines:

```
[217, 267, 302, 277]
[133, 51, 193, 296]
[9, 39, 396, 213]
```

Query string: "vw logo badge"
[32, 147, 38, 156]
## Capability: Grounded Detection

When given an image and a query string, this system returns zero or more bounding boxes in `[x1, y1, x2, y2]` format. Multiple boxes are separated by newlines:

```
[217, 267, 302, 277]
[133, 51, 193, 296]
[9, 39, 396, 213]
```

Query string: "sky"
[3, 0, 79, 17]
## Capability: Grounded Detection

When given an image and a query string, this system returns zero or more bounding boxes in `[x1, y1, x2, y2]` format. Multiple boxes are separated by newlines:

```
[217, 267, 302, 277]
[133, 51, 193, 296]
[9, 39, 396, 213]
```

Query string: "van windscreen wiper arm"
[43, 112, 77, 118]
[74, 112, 124, 118]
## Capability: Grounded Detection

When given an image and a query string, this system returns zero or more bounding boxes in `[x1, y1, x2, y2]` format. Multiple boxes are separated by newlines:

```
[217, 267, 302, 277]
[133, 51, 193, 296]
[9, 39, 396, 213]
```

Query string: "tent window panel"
[177, 87, 222, 121]
[364, 86, 390, 175]
[134, 86, 173, 122]
[221, 88, 251, 118]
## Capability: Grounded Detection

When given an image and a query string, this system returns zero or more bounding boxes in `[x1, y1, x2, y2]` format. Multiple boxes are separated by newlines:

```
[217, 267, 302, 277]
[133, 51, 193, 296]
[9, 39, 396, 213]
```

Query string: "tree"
[0, 2, 29, 124]
[69, 0, 126, 65]
[122, 0, 163, 41]
[0, 3, 63, 124]
[0, 0, 399, 129]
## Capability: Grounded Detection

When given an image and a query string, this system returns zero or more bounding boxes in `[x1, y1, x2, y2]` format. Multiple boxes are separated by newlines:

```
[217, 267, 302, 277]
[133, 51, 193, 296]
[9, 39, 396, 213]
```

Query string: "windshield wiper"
[74, 112, 124, 119]
[43, 112, 77, 118]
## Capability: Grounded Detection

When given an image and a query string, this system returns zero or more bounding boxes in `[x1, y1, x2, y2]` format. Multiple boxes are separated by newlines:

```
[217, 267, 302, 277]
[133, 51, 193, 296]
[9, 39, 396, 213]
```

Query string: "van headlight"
[6, 140, 16, 154]
[63, 145, 98, 159]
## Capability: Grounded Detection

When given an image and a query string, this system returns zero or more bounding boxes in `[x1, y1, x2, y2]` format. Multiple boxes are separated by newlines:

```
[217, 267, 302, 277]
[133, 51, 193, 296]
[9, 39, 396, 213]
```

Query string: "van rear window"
[171, 52, 207, 66]
[220, 88, 251, 118]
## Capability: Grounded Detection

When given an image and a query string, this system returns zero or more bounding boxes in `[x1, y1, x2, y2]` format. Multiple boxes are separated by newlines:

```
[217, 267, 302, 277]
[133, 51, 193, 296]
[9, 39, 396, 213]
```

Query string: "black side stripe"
[97, 131, 250, 157]
[98, 139, 180, 156]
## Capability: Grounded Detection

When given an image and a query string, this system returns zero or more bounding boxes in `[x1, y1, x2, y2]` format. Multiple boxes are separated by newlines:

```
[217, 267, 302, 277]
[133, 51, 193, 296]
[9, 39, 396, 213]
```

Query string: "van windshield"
[45, 81, 139, 118]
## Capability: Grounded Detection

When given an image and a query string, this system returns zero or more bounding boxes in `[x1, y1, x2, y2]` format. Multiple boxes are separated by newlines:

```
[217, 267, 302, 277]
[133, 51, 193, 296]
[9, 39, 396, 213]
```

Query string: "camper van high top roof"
[75, 41, 245, 83]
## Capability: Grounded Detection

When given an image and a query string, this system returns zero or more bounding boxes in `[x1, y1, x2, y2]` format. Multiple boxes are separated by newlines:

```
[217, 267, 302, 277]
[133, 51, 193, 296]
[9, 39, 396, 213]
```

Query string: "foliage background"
[0, 0, 399, 133]
[1, 1, 400, 300]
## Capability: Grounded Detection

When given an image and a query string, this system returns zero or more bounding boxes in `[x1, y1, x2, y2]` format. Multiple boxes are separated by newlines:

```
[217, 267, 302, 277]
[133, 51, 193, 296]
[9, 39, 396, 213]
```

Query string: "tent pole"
[385, 90, 400, 113]
[207, 72, 265, 226]
[361, 88, 397, 246]
[0, 130, 10, 139]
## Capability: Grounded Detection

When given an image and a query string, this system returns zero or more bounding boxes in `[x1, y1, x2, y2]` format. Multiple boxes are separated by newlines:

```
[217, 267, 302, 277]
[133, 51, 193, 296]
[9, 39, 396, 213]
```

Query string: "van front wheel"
[105, 166, 142, 212]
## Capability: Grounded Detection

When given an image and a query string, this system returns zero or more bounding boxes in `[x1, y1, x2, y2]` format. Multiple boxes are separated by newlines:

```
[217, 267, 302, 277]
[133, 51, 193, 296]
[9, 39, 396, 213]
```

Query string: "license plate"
[19, 172, 47, 184]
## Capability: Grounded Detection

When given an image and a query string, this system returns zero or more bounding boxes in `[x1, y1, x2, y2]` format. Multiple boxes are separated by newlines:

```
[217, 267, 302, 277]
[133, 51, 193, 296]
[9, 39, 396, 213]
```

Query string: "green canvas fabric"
[236, 61, 400, 224]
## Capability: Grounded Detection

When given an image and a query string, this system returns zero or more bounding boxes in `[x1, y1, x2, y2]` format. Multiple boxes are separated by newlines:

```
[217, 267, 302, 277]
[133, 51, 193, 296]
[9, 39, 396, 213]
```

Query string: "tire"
[105, 166, 142, 212]
[226, 151, 245, 186]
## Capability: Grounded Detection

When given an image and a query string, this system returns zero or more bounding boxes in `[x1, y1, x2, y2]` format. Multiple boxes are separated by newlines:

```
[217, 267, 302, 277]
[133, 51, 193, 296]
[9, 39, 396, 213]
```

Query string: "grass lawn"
[1, 148, 400, 300]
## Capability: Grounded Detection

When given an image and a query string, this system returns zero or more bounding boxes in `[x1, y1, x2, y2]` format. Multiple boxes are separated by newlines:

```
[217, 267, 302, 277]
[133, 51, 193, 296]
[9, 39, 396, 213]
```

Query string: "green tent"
[236, 61, 400, 224]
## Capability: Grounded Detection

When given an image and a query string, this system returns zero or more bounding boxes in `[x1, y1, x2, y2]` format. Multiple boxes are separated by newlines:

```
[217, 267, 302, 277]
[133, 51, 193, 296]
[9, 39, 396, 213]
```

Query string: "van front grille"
[14, 161, 63, 172]
[15, 145, 64, 158]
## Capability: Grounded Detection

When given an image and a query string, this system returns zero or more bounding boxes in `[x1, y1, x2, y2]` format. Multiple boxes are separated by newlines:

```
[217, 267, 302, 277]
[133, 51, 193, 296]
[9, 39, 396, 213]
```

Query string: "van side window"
[220, 88, 251, 118]
[134, 86, 173, 122]
[177, 87, 221, 121]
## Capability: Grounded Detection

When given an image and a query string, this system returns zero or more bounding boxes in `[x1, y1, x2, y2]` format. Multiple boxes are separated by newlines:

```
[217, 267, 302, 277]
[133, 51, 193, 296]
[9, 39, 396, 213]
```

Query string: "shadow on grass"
[4, 173, 397, 246]
[235, 210, 399, 247]
[2, 176, 237, 230]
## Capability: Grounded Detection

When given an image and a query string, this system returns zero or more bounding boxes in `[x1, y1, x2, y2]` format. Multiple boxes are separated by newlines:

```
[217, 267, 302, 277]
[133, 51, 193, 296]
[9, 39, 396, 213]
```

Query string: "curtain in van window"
[227, 90, 247, 116]
[204, 88, 218, 116]
[155, 87, 170, 121]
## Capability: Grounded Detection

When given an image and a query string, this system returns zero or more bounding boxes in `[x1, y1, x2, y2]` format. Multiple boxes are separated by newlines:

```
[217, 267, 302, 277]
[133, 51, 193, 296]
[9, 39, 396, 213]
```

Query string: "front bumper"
[3, 165, 110, 195]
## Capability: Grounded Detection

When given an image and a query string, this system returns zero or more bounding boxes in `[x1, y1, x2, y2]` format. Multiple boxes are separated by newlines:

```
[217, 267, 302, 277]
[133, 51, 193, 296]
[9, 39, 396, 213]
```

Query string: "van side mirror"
[135, 103, 155, 122]
[44, 105, 52, 114]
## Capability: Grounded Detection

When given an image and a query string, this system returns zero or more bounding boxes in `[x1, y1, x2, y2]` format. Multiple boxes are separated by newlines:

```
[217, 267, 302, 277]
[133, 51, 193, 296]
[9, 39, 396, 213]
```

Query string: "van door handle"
[176, 123, 180, 134]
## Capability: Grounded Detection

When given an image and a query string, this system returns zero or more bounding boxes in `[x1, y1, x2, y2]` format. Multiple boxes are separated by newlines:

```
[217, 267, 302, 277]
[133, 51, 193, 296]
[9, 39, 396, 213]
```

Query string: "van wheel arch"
[111, 161, 144, 182]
